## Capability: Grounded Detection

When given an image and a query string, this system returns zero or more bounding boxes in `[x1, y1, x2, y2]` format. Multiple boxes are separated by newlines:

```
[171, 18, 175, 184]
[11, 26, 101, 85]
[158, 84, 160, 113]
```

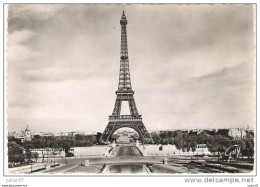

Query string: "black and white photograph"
[2, 3, 257, 179]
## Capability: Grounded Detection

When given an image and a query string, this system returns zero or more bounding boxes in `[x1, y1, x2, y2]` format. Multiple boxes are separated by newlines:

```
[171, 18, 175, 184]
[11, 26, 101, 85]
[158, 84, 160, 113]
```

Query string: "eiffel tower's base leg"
[100, 121, 150, 143]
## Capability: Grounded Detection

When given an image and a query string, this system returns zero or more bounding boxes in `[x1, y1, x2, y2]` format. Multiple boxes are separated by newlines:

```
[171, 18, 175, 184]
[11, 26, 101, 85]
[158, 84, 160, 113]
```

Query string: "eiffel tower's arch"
[105, 126, 140, 142]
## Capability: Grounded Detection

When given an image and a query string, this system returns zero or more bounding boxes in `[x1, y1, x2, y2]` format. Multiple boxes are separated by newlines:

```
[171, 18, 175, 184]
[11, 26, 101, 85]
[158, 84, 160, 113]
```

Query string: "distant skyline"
[8, 126, 254, 133]
[7, 4, 255, 132]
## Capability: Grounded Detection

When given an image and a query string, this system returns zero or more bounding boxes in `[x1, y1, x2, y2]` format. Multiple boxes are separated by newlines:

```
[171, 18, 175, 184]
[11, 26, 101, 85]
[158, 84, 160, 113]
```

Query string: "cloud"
[8, 102, 31, 108]
[8, 4, 64, 33]
[21, 68, 96, 82]
[9, 4, 64, 16]
[168, 61, 254, 127]
[7, 30, 39, 63]
[185, 61, 254, 86]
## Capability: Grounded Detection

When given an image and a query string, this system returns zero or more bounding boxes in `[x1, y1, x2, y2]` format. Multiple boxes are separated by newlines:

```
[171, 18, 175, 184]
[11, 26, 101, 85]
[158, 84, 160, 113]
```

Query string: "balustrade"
[109, 115, 142, 122]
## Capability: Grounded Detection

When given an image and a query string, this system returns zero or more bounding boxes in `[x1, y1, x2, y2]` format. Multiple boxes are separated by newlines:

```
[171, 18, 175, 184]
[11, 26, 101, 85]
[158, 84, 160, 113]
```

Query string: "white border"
[1, 1, 259, 187]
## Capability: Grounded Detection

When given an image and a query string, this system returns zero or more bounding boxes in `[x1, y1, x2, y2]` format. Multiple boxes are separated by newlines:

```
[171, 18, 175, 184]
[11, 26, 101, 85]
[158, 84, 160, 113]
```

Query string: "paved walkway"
[8, 163, 50, 174]
[39, 164, 78, 174]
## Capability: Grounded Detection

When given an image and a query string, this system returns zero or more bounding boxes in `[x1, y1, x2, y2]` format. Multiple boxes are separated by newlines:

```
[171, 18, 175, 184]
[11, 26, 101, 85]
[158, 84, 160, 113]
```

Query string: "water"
[106, 164, 147, 174]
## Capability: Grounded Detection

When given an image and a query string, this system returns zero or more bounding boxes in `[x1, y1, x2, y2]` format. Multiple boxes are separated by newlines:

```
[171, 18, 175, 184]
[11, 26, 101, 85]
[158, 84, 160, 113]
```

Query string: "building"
[30, 148, 65, 158]
[194, 144, 211, 155]
[9, 125, 32, 142]
[228, 128, 247, 139]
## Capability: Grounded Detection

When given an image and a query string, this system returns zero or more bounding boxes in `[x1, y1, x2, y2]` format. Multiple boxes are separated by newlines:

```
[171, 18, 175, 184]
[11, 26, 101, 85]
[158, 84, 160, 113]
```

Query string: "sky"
[6, 4, 255, 132]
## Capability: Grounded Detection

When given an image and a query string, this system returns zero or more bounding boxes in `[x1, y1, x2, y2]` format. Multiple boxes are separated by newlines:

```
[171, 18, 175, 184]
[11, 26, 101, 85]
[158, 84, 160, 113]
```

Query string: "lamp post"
[23, 149, 26, 163]
[65, 152, 67, 164]
[47, 148, 49, 163]
[53, 150, 56, 168]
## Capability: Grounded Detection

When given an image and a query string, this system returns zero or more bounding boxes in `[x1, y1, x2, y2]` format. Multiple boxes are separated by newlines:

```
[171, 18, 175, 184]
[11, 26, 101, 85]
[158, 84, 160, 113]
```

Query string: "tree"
[187, 134, 197, 152]
[132, 134, 140, 142]
[59, 139, 76, 156]
[207, 135, 232, 160]
[151, 133, 161, 144]
[25, 149, 32, 163]
[32, 152, 39, 162]
[143, 138, 151, 144]
[197, 131, 210, 144]
[191, 142, 196, 152]
[174, 132, 184, 150]
[110, 134, 117, 142]
[96, 132, 103, 143]
[8, 142, 25, 165]
[23, 141, 34, 150]
[168, 137, 174, 145]
[49, 141, 58, 148]
[241, 134, 254, 160]
[161, 139, 169, 145]
[184, 142, 191, 152]
[8, 136, 23, 145]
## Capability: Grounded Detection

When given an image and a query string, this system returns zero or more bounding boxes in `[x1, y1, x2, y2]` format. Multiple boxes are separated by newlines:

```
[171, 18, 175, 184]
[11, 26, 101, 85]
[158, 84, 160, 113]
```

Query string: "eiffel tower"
[100, 11, 150, 143]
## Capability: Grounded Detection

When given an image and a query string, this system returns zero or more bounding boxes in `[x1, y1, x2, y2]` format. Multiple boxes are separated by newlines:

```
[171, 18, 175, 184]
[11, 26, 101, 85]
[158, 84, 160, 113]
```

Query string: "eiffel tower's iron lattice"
[100, 11, 150, 143]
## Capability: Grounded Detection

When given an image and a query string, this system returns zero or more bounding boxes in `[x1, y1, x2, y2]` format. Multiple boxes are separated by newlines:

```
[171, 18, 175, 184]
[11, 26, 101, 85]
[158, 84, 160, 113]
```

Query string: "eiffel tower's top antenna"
[121, 10, 126, 19]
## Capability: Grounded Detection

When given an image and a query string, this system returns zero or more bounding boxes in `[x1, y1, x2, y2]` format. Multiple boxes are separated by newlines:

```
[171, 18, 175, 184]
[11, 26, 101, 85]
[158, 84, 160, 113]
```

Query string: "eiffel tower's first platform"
[100, 11, 150, 143]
